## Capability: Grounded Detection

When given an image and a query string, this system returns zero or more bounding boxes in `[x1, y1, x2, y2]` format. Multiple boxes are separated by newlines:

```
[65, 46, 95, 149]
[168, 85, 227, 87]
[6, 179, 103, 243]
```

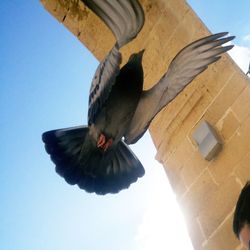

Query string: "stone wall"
[40, 0, 250, 249]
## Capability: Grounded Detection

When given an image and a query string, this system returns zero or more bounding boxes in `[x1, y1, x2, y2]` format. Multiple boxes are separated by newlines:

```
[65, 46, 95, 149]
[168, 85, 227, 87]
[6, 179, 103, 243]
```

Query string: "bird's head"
[128, 49, 145, 63]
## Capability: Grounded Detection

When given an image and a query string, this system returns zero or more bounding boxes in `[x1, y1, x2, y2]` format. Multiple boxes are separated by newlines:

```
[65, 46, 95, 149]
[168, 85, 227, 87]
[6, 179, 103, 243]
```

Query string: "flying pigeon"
[42, 0, 235, 195]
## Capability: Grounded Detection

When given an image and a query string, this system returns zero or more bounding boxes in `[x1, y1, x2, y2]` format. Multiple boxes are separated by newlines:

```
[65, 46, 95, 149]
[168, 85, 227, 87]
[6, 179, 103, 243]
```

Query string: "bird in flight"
[42, 0, 235, 195]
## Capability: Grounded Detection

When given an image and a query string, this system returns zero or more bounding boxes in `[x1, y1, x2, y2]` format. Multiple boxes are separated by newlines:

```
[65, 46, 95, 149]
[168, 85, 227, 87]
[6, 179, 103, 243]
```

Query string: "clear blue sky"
[187, 0, 250, 45]
[1, 1, 249, 250]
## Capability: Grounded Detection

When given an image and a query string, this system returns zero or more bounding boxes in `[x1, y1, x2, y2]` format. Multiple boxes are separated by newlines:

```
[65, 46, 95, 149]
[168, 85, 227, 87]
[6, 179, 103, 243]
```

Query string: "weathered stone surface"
[209, 115, 250, 184]
[235, 244, 246, 250]
[203, 72, 247, 125]
[184, 216, 206, 250]
[198, 176, 241, 239]
[180, 150, 210, 188]
[202, 215, 239, 250]
[231, 84, 250, 123]
[180, 169, 218, 219]
[216, 109, 240, 142]
[234, 152, 250, 185]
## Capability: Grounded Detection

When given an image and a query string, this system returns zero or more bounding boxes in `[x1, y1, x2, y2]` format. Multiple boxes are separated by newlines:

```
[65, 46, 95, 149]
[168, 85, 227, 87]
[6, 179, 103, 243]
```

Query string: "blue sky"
[1, 1, 249, 250]
[188, 0, 250, 41]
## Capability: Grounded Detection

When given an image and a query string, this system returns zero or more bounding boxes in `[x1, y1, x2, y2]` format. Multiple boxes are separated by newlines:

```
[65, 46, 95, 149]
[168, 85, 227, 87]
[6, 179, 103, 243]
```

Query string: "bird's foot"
[97, 133, 106, 148]
[103, 138, 113, 151]
[97, 133, 113, 151]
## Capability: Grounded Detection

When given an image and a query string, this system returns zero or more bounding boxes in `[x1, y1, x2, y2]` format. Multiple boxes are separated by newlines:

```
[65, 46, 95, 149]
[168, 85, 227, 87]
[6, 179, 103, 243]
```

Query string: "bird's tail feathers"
[42, 126, 92, 183]
[79, 140, 145, 194]
[42, 126, 145, 194]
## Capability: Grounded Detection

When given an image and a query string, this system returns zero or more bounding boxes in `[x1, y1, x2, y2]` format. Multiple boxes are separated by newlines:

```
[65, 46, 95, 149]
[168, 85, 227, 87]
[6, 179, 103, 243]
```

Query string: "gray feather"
[85, 0, 145, 125]
[125, 33, 235, 144]
[82, 0, 144, 48]
[88, 44, 121, 125]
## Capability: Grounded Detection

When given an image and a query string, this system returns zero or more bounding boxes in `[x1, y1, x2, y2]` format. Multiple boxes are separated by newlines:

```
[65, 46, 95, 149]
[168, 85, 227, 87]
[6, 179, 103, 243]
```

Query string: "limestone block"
[198, 176, 241, 239]
[120, 0, 169, 63]
[235, 244, 246, 250]
[169, 137, 196, 167]
[78, 10, 114, 61]
[166, 0, 191, 23]
[151, 81, 212, 153]
[231, 84, 250, 123]
[142, 8, 180, 85]
[180, 169, 218, 219]
[181, 150, 210, 188]
[55, 1, 70, 22]
[184, 217, 206, 250]
[209, 115, 250, 184]
[216, 109, 240, 141]
[140, 0, 168, 28]
[234, 152, 250, 185]
[162, 155, 184, 195]
[42, 0, 57, 15]
[204, 72, 247, 125]
[201, 55, 236, 99]
[202, 215, 239, 250]
[62, 2, 88, 37]
[155, 89, 203, 162]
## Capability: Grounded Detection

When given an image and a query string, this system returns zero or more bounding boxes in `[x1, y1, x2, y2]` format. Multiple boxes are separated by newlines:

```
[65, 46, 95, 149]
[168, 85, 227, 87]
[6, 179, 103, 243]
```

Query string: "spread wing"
[82, 0, 144, 48]
[82, 0, 145, 125]
[125, 32, 235, 144]
[88, 45, 121, 125]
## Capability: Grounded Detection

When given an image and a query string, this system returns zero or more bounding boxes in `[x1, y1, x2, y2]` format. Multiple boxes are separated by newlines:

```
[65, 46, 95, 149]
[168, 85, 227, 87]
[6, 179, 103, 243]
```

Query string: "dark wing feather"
[125, 32, 235, 144]
[84, 0, 145, 124]
[42, 126, 91, 185]
[88, 44, 121, 125]
[82, 0, 144, 48]
[42, 126, 144, 195]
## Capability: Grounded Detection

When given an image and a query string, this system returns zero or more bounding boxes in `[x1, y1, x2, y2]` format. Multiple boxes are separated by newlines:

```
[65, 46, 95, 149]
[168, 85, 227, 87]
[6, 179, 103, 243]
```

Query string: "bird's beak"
[137, 49, 145, 59]
[128, 49, 145, 64]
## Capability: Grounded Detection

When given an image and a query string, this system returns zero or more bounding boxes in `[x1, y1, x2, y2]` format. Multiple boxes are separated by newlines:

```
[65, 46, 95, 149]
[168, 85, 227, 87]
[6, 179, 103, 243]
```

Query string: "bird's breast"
[95, 85, 141, 142]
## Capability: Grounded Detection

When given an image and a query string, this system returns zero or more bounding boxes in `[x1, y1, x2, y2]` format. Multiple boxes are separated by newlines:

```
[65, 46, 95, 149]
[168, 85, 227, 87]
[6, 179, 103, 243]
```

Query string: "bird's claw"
[97, 133, 106, 148]
[97, 133, 113, 151]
